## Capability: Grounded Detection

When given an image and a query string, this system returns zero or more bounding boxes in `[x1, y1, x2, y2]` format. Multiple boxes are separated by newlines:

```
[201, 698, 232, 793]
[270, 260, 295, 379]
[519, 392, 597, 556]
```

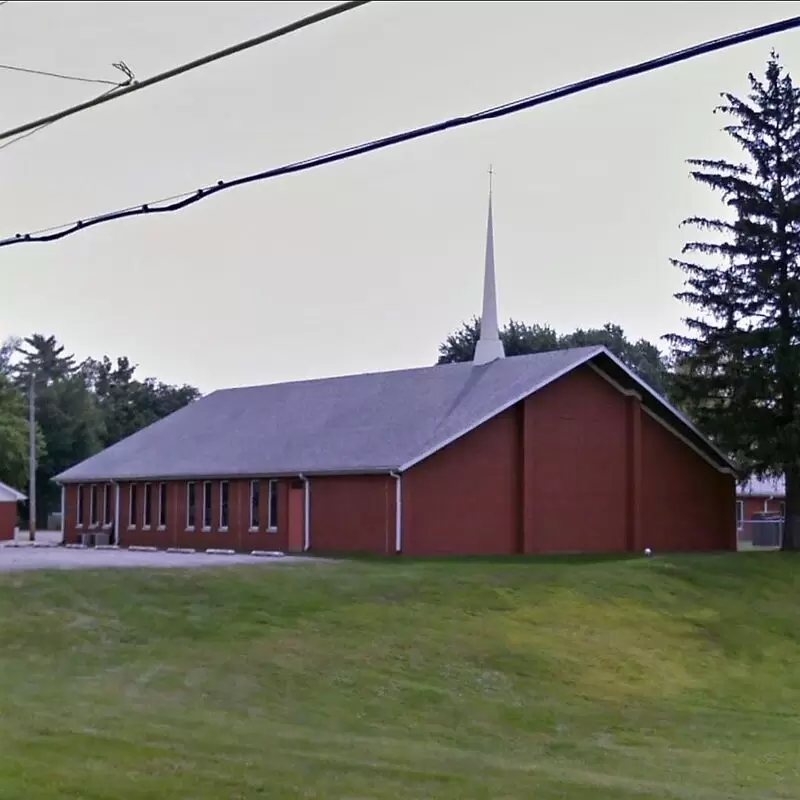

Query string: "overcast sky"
[1, 1, 798, 393]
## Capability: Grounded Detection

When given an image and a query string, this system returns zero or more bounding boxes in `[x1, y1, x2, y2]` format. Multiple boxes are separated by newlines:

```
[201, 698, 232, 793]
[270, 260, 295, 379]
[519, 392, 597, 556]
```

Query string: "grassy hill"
[0, 554, 798, 799]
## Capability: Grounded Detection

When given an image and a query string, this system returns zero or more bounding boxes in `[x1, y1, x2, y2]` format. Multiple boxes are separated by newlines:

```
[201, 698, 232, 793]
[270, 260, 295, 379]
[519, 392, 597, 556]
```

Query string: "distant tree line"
[438, 319, 672, 397]
[0, 334, 199, 523]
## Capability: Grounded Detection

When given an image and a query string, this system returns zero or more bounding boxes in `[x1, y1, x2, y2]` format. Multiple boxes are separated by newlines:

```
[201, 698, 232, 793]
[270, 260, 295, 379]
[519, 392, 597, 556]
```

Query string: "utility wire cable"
[0, 64, 135, 153]
[0, 0, 372, 143]
[0, 62, 123, 86]
[0, 85, 126, 153]
[2, 13, 798, 249]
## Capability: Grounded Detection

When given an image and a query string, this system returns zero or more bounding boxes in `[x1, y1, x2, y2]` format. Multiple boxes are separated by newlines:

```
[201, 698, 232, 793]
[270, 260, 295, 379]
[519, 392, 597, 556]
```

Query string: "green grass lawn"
[1, 554, 799, 799]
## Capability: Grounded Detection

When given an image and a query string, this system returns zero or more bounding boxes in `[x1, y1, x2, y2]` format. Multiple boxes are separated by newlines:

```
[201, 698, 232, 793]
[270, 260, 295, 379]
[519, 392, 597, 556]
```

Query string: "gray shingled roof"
[737, 475, 785, 496]
[54, 346, 734, 483]
[0, 481, 26, 502]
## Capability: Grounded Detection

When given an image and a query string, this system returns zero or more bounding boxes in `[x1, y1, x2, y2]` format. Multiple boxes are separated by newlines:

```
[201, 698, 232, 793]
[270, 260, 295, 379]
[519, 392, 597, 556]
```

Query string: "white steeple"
[473, 167, 506, 365]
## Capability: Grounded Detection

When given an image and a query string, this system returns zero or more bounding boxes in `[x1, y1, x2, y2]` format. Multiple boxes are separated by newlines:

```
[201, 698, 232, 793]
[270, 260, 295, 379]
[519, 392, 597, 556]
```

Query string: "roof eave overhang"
[53, 466, 401, 485]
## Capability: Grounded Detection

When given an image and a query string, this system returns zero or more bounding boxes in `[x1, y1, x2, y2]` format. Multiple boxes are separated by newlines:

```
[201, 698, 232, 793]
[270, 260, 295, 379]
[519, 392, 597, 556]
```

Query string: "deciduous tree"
[438, 318, 670, 395]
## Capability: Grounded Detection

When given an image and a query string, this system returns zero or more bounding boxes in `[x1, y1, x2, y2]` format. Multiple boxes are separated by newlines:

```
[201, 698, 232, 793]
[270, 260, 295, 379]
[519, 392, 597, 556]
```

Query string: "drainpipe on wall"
[298, 474, 310, 551]
[389, 471, 402, 554]
[114, 482, 121, 547]
[59, 484, 65, 544]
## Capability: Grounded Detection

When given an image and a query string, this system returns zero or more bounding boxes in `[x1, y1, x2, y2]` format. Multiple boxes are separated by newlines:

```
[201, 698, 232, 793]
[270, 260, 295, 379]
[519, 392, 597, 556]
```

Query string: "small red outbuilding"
[0, 481, 25, 541]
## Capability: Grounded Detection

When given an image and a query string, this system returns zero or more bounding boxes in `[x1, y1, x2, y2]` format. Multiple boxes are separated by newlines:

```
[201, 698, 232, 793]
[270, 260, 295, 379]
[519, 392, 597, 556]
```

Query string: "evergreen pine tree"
[666, 52, 800, 550]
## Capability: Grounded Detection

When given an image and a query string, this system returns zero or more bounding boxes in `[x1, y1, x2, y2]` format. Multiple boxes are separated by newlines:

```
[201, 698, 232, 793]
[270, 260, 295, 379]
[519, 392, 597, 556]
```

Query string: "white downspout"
[114, 482, 121, 546]
[299, 474, 310, 551]
[59, 484, 65, 543]
[390, 471, 402, 554]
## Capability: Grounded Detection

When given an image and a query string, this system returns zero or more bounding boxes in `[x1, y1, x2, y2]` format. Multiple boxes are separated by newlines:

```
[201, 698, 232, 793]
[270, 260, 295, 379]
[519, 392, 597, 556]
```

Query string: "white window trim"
[736, 499, 744, 531]
[218, 480, 229, 532]
[267, 478, 278, 532]
[102, 484, 112, 529]
[158, 482, 167, 530]
[186, 481, 196, 531]
[249, 479, 260, 532]
[142, 482, 152, 530]
[202, 481, 212, 531]
[76, 483, 84, 529]
[89, 484, 98, 529]
[128, 484, 137, 530]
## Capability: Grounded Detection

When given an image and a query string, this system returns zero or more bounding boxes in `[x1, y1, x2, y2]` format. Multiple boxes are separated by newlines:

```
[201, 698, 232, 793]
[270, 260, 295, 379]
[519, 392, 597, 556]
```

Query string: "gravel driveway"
[0, 544, 303, 572]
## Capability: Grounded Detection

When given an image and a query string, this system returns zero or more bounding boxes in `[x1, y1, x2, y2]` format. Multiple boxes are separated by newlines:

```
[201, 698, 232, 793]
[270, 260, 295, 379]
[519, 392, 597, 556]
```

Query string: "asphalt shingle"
[55, 347, 605, 482]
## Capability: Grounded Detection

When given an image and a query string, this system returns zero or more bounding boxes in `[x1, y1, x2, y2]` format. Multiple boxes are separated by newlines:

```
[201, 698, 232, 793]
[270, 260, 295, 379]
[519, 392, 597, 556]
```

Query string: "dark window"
[159, 483, 168, 527]
[220, 481, 229, 529]
[203, 481, 212, 529]
[268, 479, 278, 531]
[780, 501, 786, 520]
[103, 484, 112, 527]
[143, 483, 153, 528]
[90, 485, 98, 527]
[187, 482, 196, 529]
[129, 484, 138, 528]
[76, 484, 84, 527]
[250, 480, 260, 530]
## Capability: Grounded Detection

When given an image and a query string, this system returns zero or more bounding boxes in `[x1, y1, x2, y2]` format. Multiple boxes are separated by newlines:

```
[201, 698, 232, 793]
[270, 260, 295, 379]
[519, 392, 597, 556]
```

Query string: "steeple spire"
[473, 166, 506, 365]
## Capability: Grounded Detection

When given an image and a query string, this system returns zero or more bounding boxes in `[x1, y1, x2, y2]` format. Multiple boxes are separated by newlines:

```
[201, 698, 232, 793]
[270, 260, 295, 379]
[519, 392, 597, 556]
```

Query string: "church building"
[55, 190, 737, 555]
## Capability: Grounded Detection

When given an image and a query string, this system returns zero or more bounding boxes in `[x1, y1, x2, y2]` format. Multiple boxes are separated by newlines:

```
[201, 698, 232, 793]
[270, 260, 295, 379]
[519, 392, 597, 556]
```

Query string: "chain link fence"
[737, 517, 784, 550]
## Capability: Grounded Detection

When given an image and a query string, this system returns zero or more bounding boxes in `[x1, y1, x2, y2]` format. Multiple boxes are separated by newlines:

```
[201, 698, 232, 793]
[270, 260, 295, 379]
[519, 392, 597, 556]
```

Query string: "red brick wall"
[0, 502, 17, 541]
[64, 478, 290, 551]
[308, 475, 396, 554]
[402, 408, 520, 555]
[401, 364, 734, 556]
[737, 496, 784, 522]
[640, 411, 735, 551]
[522, 366, 631, 553]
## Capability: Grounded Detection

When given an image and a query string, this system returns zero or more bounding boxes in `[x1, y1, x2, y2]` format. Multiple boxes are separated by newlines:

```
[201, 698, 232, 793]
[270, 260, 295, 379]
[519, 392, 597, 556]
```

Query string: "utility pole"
[28, 372, 36, 542]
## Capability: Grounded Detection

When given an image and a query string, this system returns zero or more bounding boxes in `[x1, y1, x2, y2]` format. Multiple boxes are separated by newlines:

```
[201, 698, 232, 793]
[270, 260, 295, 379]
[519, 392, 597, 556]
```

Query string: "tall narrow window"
[736, 500, 744, 530]
[780, 501, 786, 520]
[250, 480, 260, 531]
[203, 481, 212, 529]
[143, 483, 152, 528]
[102, 484, 112, 527]
[76, 484, 84, 528]
[89, 485, 98, 528]
[159, 483, 168, 528]
[219, 481, 229, 530]
[267, 479, 278, 531]
[129, 484, 138, 528]
[186, 482, 196, 529]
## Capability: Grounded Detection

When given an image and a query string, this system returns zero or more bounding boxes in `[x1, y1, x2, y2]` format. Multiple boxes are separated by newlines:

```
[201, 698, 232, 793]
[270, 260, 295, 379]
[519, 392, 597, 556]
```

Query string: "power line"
[2, 13, 798, 249]
[0, 85, 125, 153]
[0, 65, 135, 154]
[0, 0, 372, 144]
[0, 62, 122, 86]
